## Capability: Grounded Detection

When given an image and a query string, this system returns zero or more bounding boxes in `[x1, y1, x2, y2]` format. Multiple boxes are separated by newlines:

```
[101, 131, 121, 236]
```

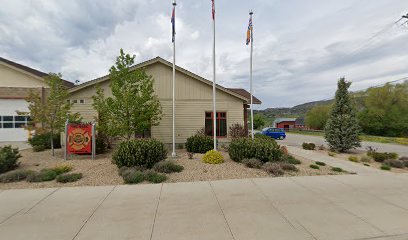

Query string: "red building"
[273, 117, 305, 129]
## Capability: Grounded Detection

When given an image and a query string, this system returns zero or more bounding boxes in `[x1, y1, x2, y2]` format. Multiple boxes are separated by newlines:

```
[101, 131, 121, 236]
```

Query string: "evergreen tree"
[324, 78, 361, 152]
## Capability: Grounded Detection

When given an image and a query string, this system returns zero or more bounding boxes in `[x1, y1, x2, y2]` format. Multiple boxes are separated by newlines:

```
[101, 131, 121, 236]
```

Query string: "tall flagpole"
[249, 10, 254, 139]
[212, 0, 217, 150]
[171, 0, 177, 158]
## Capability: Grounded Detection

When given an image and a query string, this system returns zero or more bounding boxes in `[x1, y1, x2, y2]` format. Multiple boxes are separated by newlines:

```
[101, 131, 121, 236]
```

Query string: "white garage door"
[0, 99, 31, 142]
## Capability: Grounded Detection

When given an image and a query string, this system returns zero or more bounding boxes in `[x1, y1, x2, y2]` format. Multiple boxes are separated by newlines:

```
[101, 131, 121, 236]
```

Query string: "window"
[73, 99, 78, 104]
[80, 99, 85, 104]
[0, 115, 29, 129]
[205, 112, 227, 137]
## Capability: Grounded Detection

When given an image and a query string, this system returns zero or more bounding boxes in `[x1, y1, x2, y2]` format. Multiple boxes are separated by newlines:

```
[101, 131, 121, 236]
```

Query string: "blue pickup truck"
[259, 127, 286, 140]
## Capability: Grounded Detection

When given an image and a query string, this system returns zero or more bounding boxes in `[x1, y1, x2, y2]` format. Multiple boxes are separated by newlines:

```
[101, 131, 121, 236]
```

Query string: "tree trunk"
[50, 131, 54, 156]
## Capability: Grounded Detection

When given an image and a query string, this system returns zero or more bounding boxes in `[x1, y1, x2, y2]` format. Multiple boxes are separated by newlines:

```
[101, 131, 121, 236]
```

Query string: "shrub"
[122, 170, 145, 184]
[202, 150, 224, 164]
[118, 166, 145, 176]
[56, 173, 83, 183]
[280, 163, 298, 172]
[153, 161, 184, 173]
[309, 164, 320, 169]
[348, 156, 359, 162]
[242, 158, 263, 169]
[364, 163, 370, 166]
[95, 135, 107, 154]
[280, 146, 289, 155]
[112, 139, 167, 169]
[228, 137, 282, 163]
[282, 155, 301, 165]
[371, 152, 398, 162]
[331, 167, 343, 172]
[27, 169, 58, 182]
[384, 159, 404, 168]
[51, 164, 72, 175]
[28, 133, 61, 149]
[33, 145, 46, 152]
[315, 161, 326, 166]
[263, 163, 284, 176]
[302, 143, 316, 150]
[229, 123, 247, 139]
[404, 161, 408, 168]
[185, 134, 213, 153]
[0, 145, 21, 174]
[254, 133, 272, 141]
[0, 170, 34, 183]
[328, 152, 336, 157]
[187, 152, 194, 159]
[399, 156, 408, 161]
[144, 170, 167, 183]
[360, 156, 372, 163]
[380, 165, 391, 171]
[366, 146, 378, 157]
[176, 143, 184, 149]
[318, 145, 325, 150]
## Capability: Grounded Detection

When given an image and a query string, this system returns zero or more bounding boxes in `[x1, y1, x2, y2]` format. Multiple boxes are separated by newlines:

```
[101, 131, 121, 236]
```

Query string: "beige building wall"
[69, 62, 245, 144]
[0, 63, 47, 88]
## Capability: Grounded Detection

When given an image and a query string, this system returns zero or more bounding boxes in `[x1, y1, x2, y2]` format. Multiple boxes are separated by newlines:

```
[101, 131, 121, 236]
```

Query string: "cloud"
[1, 0, 408, 108]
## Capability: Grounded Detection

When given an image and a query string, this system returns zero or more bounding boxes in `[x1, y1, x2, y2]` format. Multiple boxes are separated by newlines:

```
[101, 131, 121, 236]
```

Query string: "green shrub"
[371, 152, 398, 162]
[282, 155, 301, 165]
[118, 166, 145, 176]
[263, 163, 284, 176]
[27, 169, 58, 182]
[242, 158, 263, 169]
[0, 145, 21, 174]
[328, 152, 336, 157]
[360, 156, 372, 163]
[202, 150, 224, 164]
[331, 167, 343, 172]
[153, 161, 184, 173]
[96, 135, 107, 154]
[51, 164, 72, 175]
[280, 163, 298, 172]
[122, 170, 145, 184]
[112, 139, 167, 169]
[348, 156, 359, 162]
[33, 145, 46, 152]
[380, 165, 391, 171]
[315, 161, 326, 166]
[404, 161, 408, 168]
[309, 164, 320, 170]
[302, 142, 316, 150]
[228, 137, 282, 163]
[56, 173, 83, 183]
[28, 133, 61, 149]
[185, 134, 213, 153]
[144, 170, 167, 183]
[0, 170, 35, 183]
[384, 159, 404, 168]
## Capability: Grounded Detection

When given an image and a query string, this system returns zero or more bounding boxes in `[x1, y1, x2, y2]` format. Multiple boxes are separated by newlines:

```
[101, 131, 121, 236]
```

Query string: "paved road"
[1, 173, 408, 240]
[282, 133, 408, 156]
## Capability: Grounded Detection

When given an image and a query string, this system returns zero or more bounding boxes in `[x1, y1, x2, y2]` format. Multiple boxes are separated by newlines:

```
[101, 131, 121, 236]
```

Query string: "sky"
[1, 0, 408, 109]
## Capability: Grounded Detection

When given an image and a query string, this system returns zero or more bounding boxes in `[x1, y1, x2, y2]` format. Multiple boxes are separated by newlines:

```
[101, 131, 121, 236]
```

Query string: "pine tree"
[324, 78, 361, 152]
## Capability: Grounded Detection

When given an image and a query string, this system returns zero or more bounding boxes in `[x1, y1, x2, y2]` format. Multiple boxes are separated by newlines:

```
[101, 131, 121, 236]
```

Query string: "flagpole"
[249, 10, 254, 139]
[172, 0, 177, 158]
[212, 0, 217, 150]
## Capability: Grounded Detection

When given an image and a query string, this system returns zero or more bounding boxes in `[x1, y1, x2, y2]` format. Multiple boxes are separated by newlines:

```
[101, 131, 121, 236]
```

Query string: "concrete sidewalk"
[1, 174, 408, 240]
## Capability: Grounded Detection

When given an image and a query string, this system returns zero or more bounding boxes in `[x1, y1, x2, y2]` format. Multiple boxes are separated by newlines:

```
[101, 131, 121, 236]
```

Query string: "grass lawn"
[287, 130, 408, 146]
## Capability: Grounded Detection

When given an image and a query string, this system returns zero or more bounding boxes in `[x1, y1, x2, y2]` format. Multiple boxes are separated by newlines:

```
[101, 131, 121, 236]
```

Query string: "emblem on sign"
[66, 123, 93, 154]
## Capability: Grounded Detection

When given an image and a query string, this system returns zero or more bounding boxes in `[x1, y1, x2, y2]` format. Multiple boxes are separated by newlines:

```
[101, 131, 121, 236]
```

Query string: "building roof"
[295, 116, 305, 126]
[0, 57, 74, 88]
[69, 56, 262, 104]
[227, 88, 262, 104]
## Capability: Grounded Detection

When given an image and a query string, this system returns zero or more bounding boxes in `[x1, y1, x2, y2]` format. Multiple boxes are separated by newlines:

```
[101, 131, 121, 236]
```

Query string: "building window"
[73, 99, 78, 104]
[80, 99, 85, 104]
[205, 112, 227, 137]
[0, 115, 29, 129]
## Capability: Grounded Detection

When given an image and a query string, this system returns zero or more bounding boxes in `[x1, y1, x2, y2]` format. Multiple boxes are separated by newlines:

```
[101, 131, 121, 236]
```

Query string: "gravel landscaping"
[0, 148, 348, 189]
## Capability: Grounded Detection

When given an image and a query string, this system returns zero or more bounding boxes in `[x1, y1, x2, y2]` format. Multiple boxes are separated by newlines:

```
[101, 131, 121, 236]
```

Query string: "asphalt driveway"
[282, 133, 408, 156]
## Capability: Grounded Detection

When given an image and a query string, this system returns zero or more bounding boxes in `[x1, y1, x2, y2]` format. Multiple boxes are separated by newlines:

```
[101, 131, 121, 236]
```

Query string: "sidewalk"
[1, 174, 408, 240]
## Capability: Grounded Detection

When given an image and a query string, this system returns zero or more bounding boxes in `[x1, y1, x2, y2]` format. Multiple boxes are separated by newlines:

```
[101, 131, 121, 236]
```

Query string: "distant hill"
[254, 99, 333, 126]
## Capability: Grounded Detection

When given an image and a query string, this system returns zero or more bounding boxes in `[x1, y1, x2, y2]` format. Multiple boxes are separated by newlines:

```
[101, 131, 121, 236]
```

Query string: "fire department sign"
[67, 124, 92, 154]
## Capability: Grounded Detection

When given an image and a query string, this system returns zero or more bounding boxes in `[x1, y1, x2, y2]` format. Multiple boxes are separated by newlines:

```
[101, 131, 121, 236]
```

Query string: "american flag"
[171, 6, 175, 42]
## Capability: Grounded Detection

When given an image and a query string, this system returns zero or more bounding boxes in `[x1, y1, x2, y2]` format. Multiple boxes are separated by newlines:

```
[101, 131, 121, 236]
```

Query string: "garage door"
[0, 99, 31, 142]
